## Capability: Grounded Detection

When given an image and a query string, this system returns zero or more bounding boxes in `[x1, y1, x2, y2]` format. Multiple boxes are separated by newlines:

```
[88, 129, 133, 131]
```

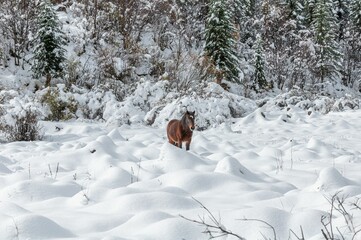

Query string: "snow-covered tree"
[350, 0, 361, 51]
[230, 0, 251, 25]
[350, 0, 361, 29]
[304, 0, 316, 24]
[31, 0, 67, 88]
[333, 0, 350, 41]
[0, 0, 37, 67]
[287, 0, 315, 89]
[312, 0, 342, 84]
[261, 0, 297, 90]
[204, 0, 240, 85]
[252, 34, 268, 92]
[344, 0, 361, 88]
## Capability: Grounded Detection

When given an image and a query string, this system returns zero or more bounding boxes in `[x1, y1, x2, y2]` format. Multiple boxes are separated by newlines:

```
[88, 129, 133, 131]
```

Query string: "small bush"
[64, 57, 81, 88]
[41, 88, 77, 121]
[0, 108, 43, 142]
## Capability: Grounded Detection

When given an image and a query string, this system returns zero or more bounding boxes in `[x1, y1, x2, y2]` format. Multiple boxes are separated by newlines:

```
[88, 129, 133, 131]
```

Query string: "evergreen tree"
[252, 34, 268, 92]
[31, 0, 67, 88]
[312, 0, 342, 83]
[284, 0, 298, 19]
[204, 0, 240, 84]
[294, 0, 308, 29]
[230, 0, 251, 25]
[0, 1, 37, 67]
[350, 0, 361, 44]
[346, 0, 361, 87]
[286, 0, 315, 89]
[304, 0, 316, 26]
[333, 0, 350, 41]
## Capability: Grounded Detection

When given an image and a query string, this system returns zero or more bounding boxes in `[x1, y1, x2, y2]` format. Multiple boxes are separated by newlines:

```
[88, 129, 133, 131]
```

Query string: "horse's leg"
[178, 141, 182, 149]
[185, 141, 191, 151]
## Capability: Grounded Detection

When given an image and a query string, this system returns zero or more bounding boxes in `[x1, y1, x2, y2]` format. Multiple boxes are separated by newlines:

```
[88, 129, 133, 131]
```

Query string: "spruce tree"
[304, 0, 316, 26]
[284, 0, 298, 19]
[312, 0, 342, 83]
[350, 0, 361, 41]
[288, 0, 315, 89]
[204, 0, 240, 84]
[253, 34, 268, 92]
[333, 0, 350, 41]
[347, 0, 361, 87]
[231, 0, 250, 25]
[31, 0, 67, 88]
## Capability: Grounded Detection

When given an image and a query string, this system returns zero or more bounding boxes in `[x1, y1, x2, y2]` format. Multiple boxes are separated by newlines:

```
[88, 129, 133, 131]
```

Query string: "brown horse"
[167, 111, 195, 151]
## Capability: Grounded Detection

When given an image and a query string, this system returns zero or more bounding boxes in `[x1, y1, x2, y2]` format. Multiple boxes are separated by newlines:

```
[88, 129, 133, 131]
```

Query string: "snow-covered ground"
[0, 107, 360, 240]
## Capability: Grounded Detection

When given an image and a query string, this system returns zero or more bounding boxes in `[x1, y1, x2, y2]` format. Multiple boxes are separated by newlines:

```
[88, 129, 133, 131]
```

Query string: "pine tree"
[304, 0, 316, 26]
[287, 0, 315, 89]
[333, 0, 350, 41]
[312, 0, 342, 84]
[230, 0, 251, 25]
[31, 0, 67, 88]
[204, 0, 240, 84]
[284, 0, 298, 19]
[350, 0, 361, 42]
[252, 34, 268, 92]
[346, 0, 361, 87]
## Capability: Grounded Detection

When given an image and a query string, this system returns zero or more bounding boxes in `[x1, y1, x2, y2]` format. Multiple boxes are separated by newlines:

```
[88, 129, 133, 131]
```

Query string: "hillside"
[0, 1, 361, 239]
[0, 0, 361, 133]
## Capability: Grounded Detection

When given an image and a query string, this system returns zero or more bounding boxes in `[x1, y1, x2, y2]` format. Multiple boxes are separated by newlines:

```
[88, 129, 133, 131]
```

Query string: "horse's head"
[185, 111, 195, 131]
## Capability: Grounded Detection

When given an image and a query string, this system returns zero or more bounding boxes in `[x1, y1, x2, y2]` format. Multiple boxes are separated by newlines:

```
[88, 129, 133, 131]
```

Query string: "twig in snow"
[180, 197, 246, 240]
[289, 226, 305, 240]
[48, 162, 60, 180]
[238, 217, 277, 240]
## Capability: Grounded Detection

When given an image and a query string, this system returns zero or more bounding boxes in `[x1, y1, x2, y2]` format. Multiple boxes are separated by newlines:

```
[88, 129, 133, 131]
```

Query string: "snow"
[0, 106, 360, 239]
[0, 1, 361, 238]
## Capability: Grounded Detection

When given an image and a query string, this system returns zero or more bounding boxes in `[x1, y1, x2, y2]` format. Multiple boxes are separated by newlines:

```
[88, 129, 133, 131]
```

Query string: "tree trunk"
[45, 73, 51, 87]
[215, 70, 223, 85]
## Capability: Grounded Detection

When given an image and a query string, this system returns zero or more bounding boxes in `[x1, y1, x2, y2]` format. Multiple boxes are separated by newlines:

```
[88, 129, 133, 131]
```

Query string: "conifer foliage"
[1, 0, 361, 95]
[312, 0, 342, 83]
[31, 0, 67, 88]
[253, 34, 268, 92]
[204, 0, 240, 84]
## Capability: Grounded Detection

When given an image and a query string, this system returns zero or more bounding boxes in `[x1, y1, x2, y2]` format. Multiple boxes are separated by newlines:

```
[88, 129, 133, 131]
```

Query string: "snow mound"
[111, 210, 172, 233]
[158, 143, 208, 172]
[2, 214, 74, 239]
[0, 202, 30, 216]
[107, 128, 126, 142]
[86, 136, 118, 157]
[214, 156, 261, 181]
[1, 180, 80, 202]
[0, 163, 12, 174]
[310, 167, 355, 192]
[93, 167, 133, 189]
[138, 217, 204, 240]
[306, 137, 324, 149]
[306, 137, 333, 157]
[238, 108, 269, 125]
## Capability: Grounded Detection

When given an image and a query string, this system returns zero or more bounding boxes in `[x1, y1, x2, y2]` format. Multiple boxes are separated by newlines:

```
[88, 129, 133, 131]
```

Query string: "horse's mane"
[180, 113, 188, 129]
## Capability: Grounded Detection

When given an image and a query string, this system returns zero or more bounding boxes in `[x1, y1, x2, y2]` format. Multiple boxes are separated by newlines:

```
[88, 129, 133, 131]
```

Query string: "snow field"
[0, 107, 360, 239]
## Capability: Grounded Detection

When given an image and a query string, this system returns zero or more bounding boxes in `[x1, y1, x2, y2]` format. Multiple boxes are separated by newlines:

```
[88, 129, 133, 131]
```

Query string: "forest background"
[0, 0, 360, 138]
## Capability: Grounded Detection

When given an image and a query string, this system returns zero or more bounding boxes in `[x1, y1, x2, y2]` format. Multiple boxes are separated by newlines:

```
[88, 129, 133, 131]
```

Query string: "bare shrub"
[0, 108, 43, 142]
[321, 192, 361, 240]
[41, 88, 77, 121]
[180, 198, 246, 240]
[182, 194, 361, 240]
[64, 57, 81, 88]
